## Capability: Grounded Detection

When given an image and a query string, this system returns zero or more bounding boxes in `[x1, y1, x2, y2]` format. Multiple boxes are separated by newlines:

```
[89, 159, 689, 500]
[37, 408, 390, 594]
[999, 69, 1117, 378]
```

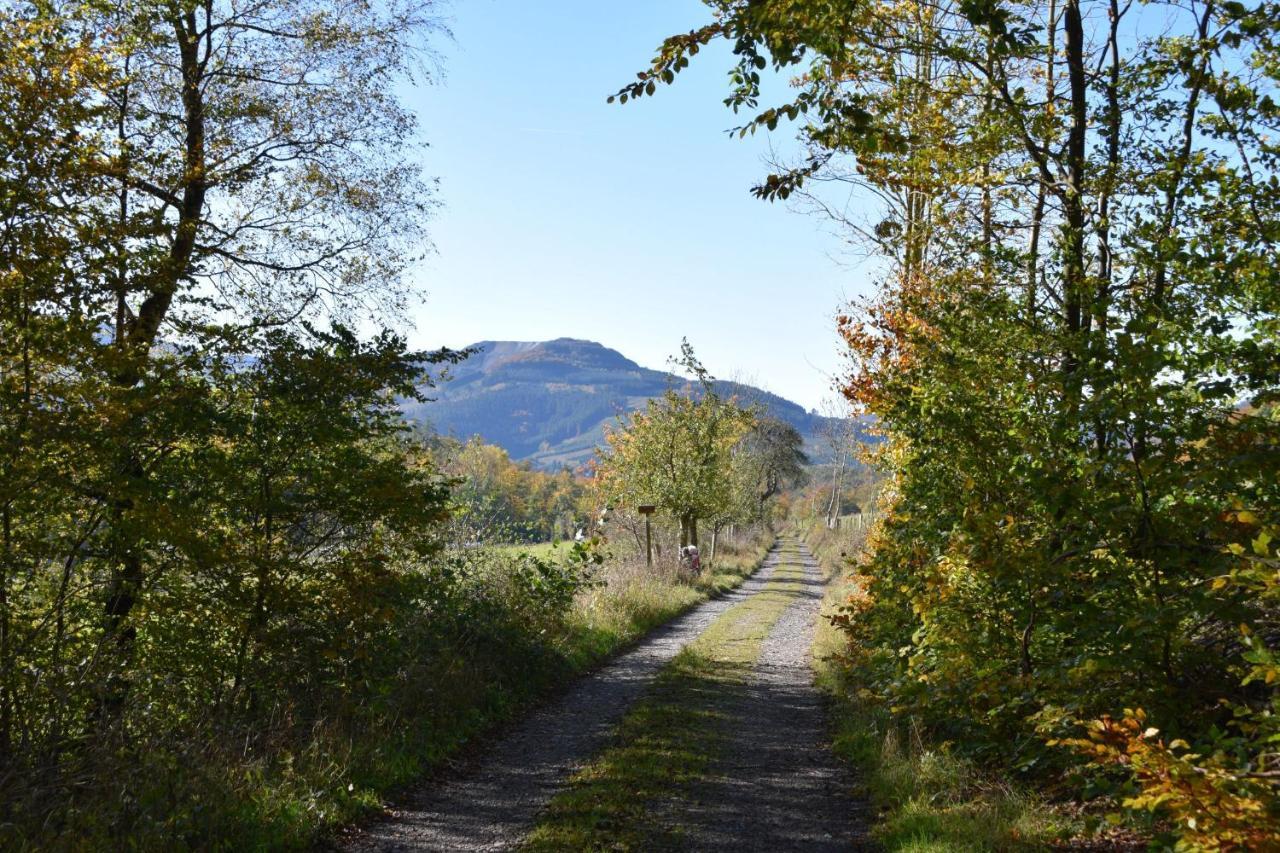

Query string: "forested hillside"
[404, 338, 858, 468]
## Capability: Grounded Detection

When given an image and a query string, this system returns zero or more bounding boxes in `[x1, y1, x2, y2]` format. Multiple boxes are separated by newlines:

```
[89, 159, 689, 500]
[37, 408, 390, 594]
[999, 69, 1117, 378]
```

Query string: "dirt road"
[669, 540, 873, 850]
[344, 538, 869, 851]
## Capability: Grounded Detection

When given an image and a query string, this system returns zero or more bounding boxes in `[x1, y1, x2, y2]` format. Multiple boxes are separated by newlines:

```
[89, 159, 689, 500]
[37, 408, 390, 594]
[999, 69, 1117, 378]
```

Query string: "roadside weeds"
[311, 535, 772, 850]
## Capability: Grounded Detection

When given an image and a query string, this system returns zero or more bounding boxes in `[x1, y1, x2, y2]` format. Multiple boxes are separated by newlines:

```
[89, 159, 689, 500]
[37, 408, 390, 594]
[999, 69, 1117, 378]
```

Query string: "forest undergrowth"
[807, 520, 1113, 851]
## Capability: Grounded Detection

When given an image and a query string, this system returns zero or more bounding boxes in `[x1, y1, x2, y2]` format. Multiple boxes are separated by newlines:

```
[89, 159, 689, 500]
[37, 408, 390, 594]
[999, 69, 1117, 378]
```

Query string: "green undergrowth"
[524, 540, 811, 851]
[806, 523, 1082, 851]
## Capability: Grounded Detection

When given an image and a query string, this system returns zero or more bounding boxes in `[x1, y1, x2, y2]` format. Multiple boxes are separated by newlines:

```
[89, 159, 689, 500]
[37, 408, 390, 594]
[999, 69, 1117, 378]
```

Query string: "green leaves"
[0, 0, 456, 842]
[615, 0, 1280, 841]
[607, 25, 722, 105]
[596, 343, 756, 538]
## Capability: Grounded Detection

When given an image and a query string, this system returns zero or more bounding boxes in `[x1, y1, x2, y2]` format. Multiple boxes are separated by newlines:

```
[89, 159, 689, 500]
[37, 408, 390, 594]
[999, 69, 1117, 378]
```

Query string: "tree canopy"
[623, 0, 1280, 843]
[0, 0, 461, 842]
[596, 342, 756, 549]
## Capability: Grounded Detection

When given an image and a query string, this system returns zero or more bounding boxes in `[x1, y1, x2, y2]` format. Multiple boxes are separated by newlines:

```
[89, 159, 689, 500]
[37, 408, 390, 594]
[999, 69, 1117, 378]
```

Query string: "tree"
[67, 0, 441, 715]
[0, 0, 457, 835]
[737, 417, 808, 516]
[618, 0, 1280, 839]
[0, 5, 118, 762]
[597, 342, 754, 550]
[816, 400, 861, 529]
[149, 325, 454, 722]
[436, 437, 592, 545]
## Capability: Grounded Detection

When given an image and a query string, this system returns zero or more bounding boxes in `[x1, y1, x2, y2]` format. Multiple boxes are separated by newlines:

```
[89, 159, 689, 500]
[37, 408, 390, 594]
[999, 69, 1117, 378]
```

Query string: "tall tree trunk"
[99, 458, 145, 726]
[1092, 0, 1124, 459]
[1061, 0, 1087, 412]
[98, 8, 208, 725]
[903, 35, 934, 279]
[826, 455, 845, 528]
[1, 506, 11, 761]
[981, 36, 994, 283]
[1151, 0, 1214, 308]
[1133, 2, 1212, 683]
[1026, 0, 1056, 318]
[677, 514, 699, 549]
[1020, 594, 1037, 677]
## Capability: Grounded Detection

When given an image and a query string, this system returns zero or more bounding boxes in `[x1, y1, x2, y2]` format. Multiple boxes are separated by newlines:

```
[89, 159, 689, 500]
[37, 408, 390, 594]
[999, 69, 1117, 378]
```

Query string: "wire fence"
[832, 508, 881, 532]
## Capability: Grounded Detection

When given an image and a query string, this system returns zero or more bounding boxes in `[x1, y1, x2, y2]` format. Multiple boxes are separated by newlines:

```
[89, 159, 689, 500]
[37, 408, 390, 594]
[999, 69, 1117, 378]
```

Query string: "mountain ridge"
[404, 338, 848, 469]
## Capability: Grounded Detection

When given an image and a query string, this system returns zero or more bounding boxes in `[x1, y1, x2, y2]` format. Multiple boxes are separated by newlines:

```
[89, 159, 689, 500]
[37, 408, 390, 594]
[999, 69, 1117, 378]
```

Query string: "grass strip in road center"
[522, 540, 813, 851]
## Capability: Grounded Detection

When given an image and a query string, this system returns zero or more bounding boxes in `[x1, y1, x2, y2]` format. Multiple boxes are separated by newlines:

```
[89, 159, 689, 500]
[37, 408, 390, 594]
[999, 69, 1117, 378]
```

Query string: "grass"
[524, 540, 812, 851]
[561, 542, 766, 667]
[496, 541, 561, 559]
[806, 523, 1080, 851]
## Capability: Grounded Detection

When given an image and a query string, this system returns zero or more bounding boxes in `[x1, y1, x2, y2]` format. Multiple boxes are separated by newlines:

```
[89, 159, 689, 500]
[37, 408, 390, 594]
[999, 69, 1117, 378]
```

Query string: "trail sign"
[638, 505, 656, 565]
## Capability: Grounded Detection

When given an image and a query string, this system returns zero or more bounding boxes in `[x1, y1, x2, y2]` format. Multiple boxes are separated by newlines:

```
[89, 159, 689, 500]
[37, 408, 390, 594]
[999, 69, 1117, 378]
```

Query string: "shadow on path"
[669, 540, 875, 851]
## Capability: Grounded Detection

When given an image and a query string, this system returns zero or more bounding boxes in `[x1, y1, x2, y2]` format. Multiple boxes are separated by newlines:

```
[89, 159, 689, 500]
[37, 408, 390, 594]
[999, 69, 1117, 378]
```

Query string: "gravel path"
[671, 538, 874, 850]
[343, 543, 788, 853]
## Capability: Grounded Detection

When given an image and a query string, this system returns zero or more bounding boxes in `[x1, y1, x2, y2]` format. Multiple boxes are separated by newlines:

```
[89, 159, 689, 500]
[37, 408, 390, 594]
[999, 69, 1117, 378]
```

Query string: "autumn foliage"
[629, 0, 1280, 843]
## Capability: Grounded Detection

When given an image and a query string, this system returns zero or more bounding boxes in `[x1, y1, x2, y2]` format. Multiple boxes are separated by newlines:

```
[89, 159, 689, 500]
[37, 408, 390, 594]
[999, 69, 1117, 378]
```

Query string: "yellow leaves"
[1060, 708, 1280, 849]
[1253, 529, 1273, 557]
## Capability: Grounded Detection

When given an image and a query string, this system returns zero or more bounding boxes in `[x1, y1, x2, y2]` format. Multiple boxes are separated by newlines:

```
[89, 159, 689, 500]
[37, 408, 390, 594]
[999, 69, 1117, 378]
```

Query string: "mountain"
[402, 338, 856, 470]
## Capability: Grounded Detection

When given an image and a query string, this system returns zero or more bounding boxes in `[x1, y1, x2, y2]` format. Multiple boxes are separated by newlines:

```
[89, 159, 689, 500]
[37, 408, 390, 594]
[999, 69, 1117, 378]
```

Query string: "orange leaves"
[836, 267, 961, 416]
[1056, 711, 1280, 850]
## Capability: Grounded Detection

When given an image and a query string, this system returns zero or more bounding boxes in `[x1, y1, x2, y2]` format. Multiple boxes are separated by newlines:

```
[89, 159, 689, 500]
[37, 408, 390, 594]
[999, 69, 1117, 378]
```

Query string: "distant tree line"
[430, 435, 595, 545]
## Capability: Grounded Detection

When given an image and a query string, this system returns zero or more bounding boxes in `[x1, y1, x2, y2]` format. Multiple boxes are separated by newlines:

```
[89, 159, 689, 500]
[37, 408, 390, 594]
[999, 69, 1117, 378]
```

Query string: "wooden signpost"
[638, 504, 656, 566]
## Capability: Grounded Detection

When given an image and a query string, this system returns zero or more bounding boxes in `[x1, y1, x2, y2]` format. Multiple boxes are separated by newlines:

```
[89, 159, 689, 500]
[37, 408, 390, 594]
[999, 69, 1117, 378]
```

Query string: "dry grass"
[562, 534, 768, 671]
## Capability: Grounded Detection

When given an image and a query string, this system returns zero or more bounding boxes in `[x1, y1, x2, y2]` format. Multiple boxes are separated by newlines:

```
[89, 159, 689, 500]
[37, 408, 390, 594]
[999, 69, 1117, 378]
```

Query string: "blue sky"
[401, 0, 877, 411]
